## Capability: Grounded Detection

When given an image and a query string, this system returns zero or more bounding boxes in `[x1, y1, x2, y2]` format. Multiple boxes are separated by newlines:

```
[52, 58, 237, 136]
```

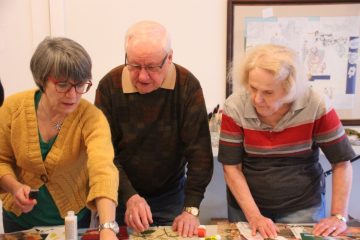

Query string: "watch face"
[184, 207, 199, 216]
[191, 208, 199, 215]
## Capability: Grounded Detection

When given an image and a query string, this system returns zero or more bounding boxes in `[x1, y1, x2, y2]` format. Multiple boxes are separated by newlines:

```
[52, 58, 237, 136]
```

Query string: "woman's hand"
[313, 215, 347, 236]
[13, 184, 37, 213]
[248, 215, 279, 239]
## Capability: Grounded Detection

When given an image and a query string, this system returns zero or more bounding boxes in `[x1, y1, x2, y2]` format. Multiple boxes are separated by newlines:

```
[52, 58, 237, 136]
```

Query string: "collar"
[122, 63, 176, 93]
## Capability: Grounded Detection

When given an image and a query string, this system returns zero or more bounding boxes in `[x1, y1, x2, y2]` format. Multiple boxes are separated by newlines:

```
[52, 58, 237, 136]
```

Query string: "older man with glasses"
[95, 20, 213, 237]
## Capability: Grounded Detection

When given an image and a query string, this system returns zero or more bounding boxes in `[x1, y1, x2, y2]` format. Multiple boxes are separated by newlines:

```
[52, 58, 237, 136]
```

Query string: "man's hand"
[13, 184, 37, 213]
[313, 216, 347, 237]
[125, 194, 153, 232]
[248, 215, 279, 239]
[172, 211, 200, 237]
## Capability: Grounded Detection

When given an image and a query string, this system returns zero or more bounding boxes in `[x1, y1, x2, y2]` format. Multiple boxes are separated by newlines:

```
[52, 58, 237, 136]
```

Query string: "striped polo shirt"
[218, 87, 355, 213]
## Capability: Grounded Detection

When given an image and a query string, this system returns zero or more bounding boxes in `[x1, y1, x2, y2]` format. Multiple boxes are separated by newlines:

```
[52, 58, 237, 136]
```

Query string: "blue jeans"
[228, 194, 326, 223]
[116, 177, 185, 226]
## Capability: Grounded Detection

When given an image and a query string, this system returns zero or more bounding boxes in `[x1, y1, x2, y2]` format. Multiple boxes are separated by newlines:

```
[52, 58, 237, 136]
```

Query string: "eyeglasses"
[49, 77, 92, 94]
[125, 53, 168, 73]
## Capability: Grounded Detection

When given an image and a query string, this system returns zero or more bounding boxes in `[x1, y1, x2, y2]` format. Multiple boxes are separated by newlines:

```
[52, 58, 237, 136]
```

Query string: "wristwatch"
[183, 207, 200, 217]
[332, 213, 347, 223]
[98, 221, 119, 234]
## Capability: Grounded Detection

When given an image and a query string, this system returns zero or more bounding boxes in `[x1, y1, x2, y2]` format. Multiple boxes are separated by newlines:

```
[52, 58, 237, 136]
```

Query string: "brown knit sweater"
[95, 63, 213, 208]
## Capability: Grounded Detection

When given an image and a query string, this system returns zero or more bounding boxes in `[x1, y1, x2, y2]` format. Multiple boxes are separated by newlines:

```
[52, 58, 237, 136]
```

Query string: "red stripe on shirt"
[243, 123, 314, 148]
[313, 108, 341, 136]
[221, 114, 243, 136]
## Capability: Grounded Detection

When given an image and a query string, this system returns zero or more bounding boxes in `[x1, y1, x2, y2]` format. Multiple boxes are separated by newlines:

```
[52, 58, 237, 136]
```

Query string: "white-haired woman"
[219, 44, 354, 238]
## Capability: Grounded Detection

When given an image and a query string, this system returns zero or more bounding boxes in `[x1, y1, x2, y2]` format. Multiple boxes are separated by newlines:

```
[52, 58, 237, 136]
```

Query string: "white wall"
[0, 0, 49, 95]
[0, 0, 227, 111]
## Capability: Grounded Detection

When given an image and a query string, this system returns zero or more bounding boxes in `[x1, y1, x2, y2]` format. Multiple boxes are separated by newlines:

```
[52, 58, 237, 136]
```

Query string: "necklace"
[39, 97, 64, 132]
[53, 121, 63, 131]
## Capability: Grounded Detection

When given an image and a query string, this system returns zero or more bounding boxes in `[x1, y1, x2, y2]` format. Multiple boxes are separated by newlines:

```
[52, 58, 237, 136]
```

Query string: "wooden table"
[121, 222, 360, 240]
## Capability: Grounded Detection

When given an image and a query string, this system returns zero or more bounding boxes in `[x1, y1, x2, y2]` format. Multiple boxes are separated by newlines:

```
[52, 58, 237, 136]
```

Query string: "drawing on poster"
[244, 16, 360, 110]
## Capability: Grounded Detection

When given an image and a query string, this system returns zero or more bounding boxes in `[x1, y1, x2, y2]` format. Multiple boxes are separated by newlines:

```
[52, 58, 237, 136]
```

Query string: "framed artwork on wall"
[226, 0, 360, 125]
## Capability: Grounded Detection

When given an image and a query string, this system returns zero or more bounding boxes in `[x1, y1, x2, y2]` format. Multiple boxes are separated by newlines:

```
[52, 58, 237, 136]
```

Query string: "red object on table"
[198, 225, 206, 237]
[81, 227, 129, 240]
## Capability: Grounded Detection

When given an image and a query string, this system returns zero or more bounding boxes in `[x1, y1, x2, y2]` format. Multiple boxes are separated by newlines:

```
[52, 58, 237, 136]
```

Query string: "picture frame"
[226, 0, 360, 125]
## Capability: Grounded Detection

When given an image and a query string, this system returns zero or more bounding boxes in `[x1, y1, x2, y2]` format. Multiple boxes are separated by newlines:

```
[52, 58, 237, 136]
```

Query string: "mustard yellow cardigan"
[0, 90, 119, 217]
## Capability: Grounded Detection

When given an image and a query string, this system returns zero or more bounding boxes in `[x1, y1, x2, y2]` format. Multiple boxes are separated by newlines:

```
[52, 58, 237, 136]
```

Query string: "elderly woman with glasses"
[0, 37, 119, 238]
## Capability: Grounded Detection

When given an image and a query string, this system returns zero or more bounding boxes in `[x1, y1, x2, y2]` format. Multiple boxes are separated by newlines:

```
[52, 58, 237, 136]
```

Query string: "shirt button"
[40, 174, 48, 183]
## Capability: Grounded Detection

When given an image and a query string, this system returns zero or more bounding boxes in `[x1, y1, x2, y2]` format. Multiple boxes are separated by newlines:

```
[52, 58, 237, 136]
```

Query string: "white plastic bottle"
[65, 210, 77, 240]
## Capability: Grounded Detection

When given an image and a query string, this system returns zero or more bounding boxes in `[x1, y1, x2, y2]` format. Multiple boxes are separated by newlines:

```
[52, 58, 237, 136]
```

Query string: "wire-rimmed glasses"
[125, 53, 168, 73]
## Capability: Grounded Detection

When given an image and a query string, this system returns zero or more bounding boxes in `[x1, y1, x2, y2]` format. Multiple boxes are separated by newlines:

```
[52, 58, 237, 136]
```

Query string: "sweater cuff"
[87, 179, 118, 210]
[184, 194, 203, 208]
[118, 166, 138, 204]
[120, 182, 138, 204]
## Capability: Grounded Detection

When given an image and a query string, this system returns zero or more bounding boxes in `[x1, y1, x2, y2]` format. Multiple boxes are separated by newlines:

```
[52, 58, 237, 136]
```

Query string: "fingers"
[331, 226, 345, 236]
[257, 225, 277, 239]
[268, 221, 279, 237]
[129, 212, 147, 232]
[13, 185, 37, 213]
[172, 212, 199, 237]
[249, 216, 277, 239]
[184, 224, 197, 237]
[126, 210, 149, 232]
[145, 204, 153, 224]
[313, 217, 347, 237]
[314, 223, 337, 236]
[257, 226, 267, 238]
[251, 225, 257, 236]
[125, 195, 152, 233]
[137, 206, 151, 229]
[14, 198, 36, 213]
[264, 222, 277, 238]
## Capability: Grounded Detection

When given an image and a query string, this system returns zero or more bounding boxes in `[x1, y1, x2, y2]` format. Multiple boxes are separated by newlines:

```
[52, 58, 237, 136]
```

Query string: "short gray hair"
[124, 20, 172, 54]
[30, 37, 92, 91]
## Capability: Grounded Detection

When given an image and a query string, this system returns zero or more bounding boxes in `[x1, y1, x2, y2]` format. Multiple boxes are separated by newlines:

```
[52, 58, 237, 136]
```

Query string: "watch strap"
[183, 207, 200, 217]
[98, 221, 120, 234]
[332, 213, 347, 223]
